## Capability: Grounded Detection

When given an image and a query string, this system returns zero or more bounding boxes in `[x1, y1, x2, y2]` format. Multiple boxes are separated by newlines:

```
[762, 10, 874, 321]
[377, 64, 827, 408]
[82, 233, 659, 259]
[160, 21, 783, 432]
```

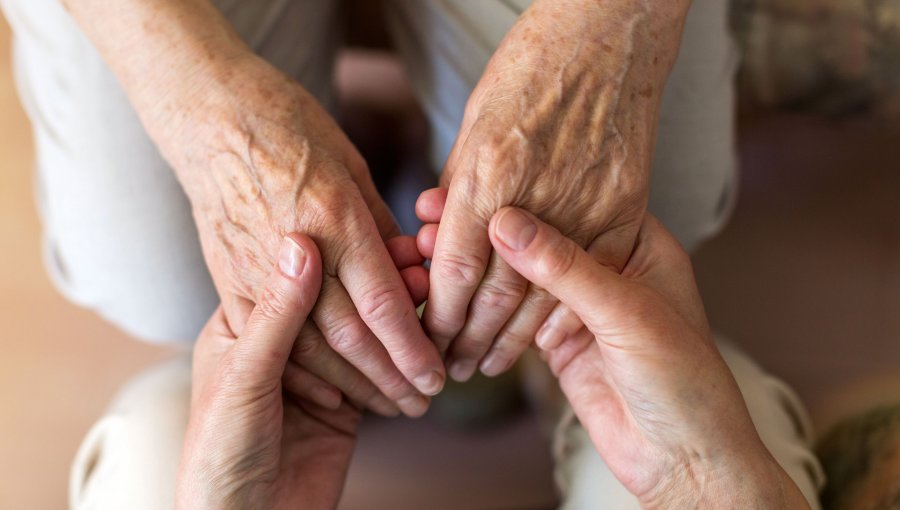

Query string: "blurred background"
[2, 1, 899, 508]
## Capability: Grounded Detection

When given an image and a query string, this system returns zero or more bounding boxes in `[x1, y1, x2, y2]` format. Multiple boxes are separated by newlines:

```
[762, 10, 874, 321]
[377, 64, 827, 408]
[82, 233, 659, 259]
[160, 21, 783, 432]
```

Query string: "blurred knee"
[70, 355, 191, 510]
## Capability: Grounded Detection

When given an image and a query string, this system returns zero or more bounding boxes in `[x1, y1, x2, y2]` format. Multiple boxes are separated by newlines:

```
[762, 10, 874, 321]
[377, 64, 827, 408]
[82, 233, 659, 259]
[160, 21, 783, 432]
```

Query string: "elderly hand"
[423, 0, 694, 382]
[62, 0, 445, 417]
[177, 234, 360, 509]
[484, 208, 810, 508]
[168, 53, 444, 416]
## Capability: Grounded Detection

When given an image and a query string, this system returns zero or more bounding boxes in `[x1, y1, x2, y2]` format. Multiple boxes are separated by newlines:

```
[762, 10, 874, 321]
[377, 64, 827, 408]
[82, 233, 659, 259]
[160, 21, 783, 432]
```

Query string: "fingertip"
[416, 223, 438, 259]
[397, 394, 430, 418]
[535, 304, 582, 350]
[535, 323, 565, 350]
[400, 265, 430, 305]
[415, 187, 448, 223]
[386, 235, 425, 269]
[413, 370, 445, 396]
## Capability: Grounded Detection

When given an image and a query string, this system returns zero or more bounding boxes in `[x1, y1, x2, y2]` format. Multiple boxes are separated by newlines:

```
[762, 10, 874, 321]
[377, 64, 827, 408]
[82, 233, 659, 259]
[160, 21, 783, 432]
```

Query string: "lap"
[1, 0, 341, 342]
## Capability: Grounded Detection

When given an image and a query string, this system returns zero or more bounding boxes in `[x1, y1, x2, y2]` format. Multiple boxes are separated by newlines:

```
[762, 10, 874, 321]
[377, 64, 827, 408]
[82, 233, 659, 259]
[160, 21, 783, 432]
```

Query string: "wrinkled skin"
[160, 53, 446, 417]
[423, 0, 693, 382]
[178, 234, 360, 509]
[62, 0, 446, 416]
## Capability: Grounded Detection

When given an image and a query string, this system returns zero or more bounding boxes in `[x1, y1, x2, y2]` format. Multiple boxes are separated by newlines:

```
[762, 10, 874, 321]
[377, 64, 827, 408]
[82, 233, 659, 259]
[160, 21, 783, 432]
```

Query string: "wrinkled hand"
[482, 208, 809, 508]
[423, 0, 692, 382]
[159, 54, 444, 416]
[177, 234, 359, 509]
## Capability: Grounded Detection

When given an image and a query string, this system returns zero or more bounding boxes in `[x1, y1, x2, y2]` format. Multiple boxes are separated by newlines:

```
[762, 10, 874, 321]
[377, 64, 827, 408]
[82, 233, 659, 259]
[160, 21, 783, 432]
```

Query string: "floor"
[1, 13, 899, 510]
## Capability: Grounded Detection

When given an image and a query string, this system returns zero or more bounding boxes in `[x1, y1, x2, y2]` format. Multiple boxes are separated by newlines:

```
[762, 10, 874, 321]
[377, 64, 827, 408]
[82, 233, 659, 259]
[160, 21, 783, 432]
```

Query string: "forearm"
[61, 0, 249, 144]
[527, 0, 693, 79]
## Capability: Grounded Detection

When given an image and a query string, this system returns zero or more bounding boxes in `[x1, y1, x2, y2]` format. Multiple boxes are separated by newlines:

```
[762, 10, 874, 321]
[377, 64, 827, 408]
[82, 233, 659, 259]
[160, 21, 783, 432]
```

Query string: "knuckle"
[474, 280, 525, 311]
[291, 334, 321, 360]
[497, 330, 533, 351]
[426, 308, 464, 344]
[535, 241, 578, 281]
[451, 331, 493, 359]
[436, 251, 487, 287]
[324, 318, 372, 358]
[521, 286, 557, 309]
[358, 286, 413, 330]
[255, 284, 292, 321]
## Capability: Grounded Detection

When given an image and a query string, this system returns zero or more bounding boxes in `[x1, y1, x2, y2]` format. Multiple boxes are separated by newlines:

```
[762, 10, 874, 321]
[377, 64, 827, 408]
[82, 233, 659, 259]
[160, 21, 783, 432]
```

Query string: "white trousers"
[2, 0, 737, 343]
[68, 341, 824, 509]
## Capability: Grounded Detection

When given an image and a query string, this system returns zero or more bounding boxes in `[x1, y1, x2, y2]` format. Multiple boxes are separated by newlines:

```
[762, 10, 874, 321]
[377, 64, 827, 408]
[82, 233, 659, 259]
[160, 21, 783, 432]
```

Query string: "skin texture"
[60, 0, 444, 417]
[180, 202, 811, 508]
[177, 234, 358, 509]
[418, 191, 811, 508]
[58, 0, 698, 412]
[424, 0, 695, 383]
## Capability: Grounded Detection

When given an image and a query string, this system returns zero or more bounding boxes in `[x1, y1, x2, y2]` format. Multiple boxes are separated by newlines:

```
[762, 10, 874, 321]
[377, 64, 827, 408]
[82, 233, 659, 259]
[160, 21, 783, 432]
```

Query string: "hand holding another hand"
[419, 188, 809, 508]
[177, 234, 359, 509]
[422, 0, 694, 382]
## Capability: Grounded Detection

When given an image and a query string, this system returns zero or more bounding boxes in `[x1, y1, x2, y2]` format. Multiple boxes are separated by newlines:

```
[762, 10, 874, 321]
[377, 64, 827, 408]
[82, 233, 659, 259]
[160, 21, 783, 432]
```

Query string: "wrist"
[641, 451, 809, 509]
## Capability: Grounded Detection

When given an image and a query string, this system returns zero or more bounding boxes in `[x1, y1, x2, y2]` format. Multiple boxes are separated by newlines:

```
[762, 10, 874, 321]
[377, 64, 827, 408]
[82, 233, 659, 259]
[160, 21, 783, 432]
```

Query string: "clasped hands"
[170, 2, 808, 506]
[176, 194, 807, 509]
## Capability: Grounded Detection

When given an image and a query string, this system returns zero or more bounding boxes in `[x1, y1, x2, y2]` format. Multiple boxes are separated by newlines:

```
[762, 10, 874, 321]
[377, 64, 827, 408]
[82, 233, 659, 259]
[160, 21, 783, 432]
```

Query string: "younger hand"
[177, 234, 359, 509]
[417, 199, 809, 507]
[485, 208, 810, 508]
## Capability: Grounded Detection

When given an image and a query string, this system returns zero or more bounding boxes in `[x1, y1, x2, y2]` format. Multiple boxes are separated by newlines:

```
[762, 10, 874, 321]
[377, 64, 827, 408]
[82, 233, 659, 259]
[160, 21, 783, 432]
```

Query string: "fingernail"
[448, 359, 477, 382]
[397, 395, 430, 418]
[278, 236, 306, 278]
[310, 386, 342, 410]
[414, 370, 445, 396]
[495, 208, 537, 251]
[479, 354, 511, 377]
[535, 323, 565, 350]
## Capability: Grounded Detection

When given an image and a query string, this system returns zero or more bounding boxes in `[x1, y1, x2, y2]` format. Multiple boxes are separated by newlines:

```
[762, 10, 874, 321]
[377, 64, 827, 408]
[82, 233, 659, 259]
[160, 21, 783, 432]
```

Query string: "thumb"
[227, 233, 323, 388]
[488, 207, 638, 337]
